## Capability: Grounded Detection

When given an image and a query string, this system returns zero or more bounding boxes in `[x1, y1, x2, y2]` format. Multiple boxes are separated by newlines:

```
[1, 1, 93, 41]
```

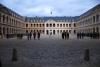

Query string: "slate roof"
[24, 16, 79, 23]
[80, 4, 100, 19]
[0, 3, 23, 20]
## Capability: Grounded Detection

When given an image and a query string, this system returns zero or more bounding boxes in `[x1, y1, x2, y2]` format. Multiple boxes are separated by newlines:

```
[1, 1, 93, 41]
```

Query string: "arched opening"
[53, 30, 55, 35]
[50, 23, 52, 27]
[53, 23, 55, 27]
[96, 27, 99, 33]
[3, 27, 5, 35]
[46, 30, 49, 35]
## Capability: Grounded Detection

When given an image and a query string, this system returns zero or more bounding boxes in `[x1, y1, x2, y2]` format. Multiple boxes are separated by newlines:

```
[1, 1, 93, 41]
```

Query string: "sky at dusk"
[0, 0, 100, 16]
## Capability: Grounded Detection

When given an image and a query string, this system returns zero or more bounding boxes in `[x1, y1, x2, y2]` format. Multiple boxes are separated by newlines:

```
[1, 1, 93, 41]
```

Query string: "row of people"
[77, 32, 100, 39]
[27, 31, 41, 40]
[62, 31, 69, 40]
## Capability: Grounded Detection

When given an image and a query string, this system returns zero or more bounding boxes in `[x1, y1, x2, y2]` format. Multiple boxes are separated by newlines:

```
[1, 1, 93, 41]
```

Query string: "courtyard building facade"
[0, 3, 100, 38]
[0, 4, 25, 38]
[24, 17, 78, 35]
[76, 4, 100, 34]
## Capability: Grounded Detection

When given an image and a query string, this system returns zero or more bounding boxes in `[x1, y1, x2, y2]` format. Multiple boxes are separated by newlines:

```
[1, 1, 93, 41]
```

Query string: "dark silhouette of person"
[0, 58, 2, 67]
[33, 31, 36, 40]
[62, 32, 65, 39]
[67, 32, 69, 39]
[37, 31, 40, 40]
[64, 32, 69, 39]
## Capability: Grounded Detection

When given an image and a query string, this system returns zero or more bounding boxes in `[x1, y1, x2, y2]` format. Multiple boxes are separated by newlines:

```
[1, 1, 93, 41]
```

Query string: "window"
[26, 30, 28, 33]
[53, 23, 55, 27]
[37, 24, 38, 27]
[66, 24, 68, 27]
[57, 30, 59, 33]
[42, 24, 44, 27]
[93, 16, 95, 22]
[46, 30, 49, 35]
[3, 15, 5, 23]
[69, 30, 71, 33]
[96, 14, 99, 22]
[31, 24, 33, 27]
[50, 23, 52, 27]
[74, 30, 76, 34]
[57, 24, 59, 27]
[69, 24, 71, 27]
[46, 24, 48, 27]
[40, 24, 41, 27]
[26, 24, 28, 27]
[74, 23, 76, 27]
[63, 24, 65, 27]
[53, 30, 55, 35]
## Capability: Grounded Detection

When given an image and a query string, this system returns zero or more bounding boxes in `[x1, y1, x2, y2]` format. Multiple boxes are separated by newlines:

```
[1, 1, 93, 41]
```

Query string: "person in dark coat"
[67, 32, 69, 39]
[33, 31, 36, 40]
[62, 32, 64, 39]
[37, 31, 40, 40]
[0, 58, 2, 67]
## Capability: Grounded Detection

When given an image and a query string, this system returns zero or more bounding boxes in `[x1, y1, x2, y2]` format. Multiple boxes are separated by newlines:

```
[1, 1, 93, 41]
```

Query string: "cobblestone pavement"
[0, 35, 100, 67]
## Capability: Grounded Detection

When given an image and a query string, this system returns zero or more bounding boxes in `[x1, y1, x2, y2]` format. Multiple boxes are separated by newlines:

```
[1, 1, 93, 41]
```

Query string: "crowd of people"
[62, 31, 69, 40]
[0, 31, 100, 40]
[27, 31, 41, 40]
[77, 32, 100, 39]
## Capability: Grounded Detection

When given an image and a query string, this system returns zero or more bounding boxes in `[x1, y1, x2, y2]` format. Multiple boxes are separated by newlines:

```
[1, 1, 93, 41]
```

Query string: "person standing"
[33, 31, 36, 40]
[62, 32, 64, 39]
[37, 31, 40, 40]
[67, 32, 69, 39]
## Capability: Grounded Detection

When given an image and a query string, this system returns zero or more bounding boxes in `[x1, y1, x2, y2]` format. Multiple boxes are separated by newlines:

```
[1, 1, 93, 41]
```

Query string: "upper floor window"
[42, 24, 44, 27]
[93, 16, 95, 22]
[26, 24, 28, 27]
[63, 24, 65, 27]
[66, 24, 68, 27]
[3, 15, 5, 23]
[74, 23, 76, 27]
[69, 24, 71, 27]
[46, 24, 48, 27]
[96, 14, 99, 22]
[37, 24, 38, 27]
[50, 23, 52, 27]
[31, 24, 33, 27]
[34, 24, 36, 27]
[60, 24, 62, 27]
[53, 23, 55, 27]
[40, 24, 41, 27]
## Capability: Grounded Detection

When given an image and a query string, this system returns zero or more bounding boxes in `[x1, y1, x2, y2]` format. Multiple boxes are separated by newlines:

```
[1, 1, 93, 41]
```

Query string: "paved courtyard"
[0, 35, 100, 67]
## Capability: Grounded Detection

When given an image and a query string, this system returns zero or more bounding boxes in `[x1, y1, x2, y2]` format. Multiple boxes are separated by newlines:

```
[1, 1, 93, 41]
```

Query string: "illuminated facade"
[24, 17, 78, 35]
[0, 3, 100, 38]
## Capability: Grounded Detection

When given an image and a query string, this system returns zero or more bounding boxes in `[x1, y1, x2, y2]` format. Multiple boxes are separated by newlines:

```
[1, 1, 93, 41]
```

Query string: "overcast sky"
[0, 0, 100, 16]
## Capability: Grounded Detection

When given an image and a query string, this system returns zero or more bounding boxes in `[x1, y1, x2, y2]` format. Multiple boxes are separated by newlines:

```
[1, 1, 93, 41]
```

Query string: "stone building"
[0, 4, 25, 38]
[24, 17, 78, 35]
[76, 4, 100, 34]
[0, 3, 100, 38]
